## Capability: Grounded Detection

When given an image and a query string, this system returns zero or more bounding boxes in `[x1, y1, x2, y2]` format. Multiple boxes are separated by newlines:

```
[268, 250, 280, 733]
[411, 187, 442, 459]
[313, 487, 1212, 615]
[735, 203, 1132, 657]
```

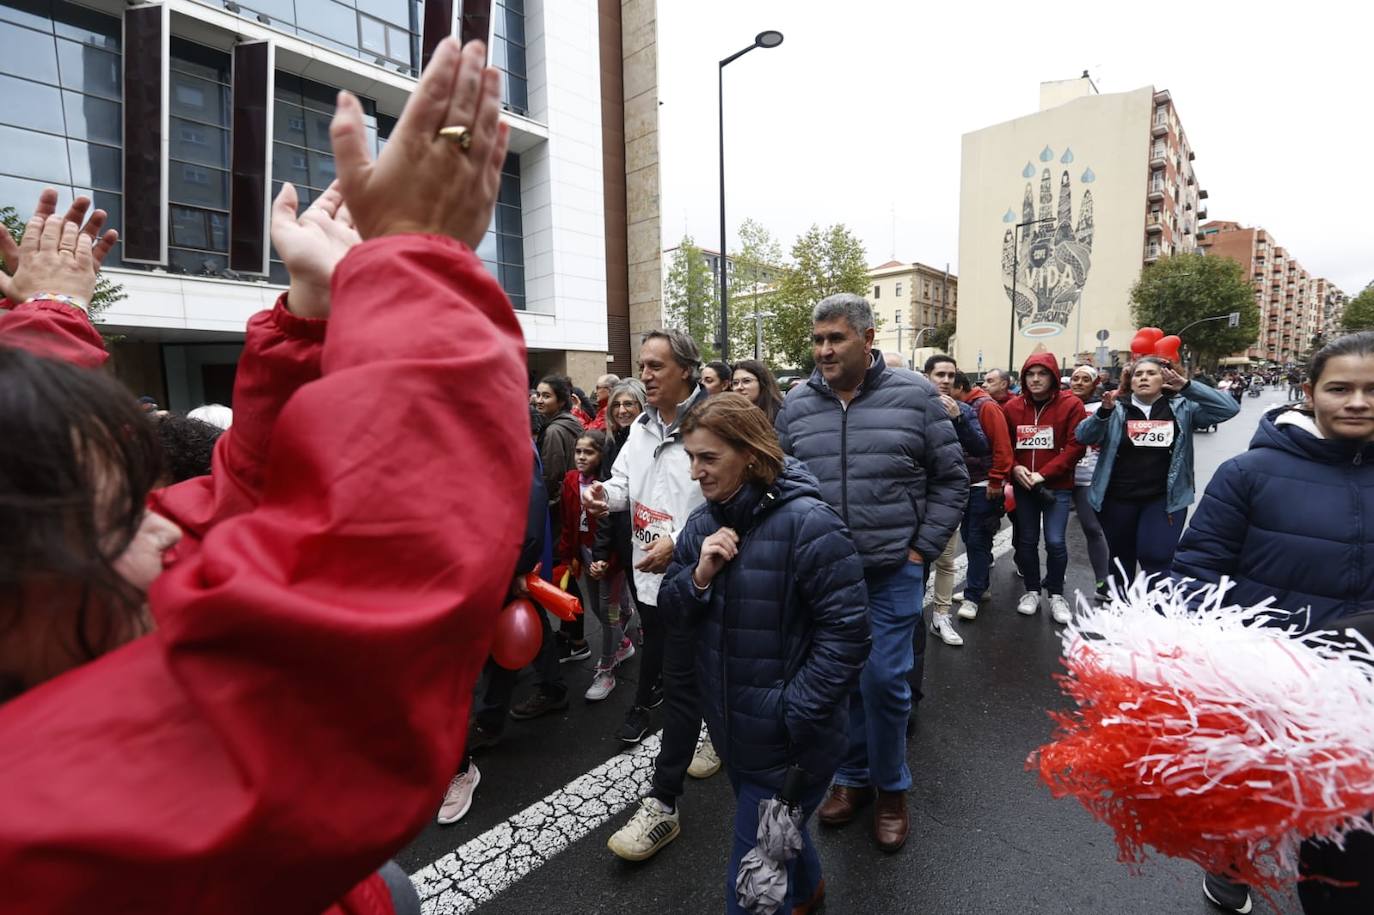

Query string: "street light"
[743, 309, 776, 360]
[1007, 217, 1055, 373]
[718, 29, 783, 361]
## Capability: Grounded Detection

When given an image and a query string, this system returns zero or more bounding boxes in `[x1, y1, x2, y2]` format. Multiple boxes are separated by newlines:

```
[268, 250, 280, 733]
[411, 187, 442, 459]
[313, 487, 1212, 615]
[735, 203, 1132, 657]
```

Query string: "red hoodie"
[0, 236, 531, 915]
[1000, 352, 1086, 490]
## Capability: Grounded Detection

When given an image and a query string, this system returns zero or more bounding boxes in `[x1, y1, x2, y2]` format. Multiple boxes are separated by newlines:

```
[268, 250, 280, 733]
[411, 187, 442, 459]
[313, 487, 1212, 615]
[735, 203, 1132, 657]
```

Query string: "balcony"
[1150, 147, 1167, 168]
[1146, 212, 1165, 234]
[1198, 207, 1208, 219]
[1152, 119, 1167, 137]
[1148, 181, 1166, 202]
[1144, 244, 1162, 262]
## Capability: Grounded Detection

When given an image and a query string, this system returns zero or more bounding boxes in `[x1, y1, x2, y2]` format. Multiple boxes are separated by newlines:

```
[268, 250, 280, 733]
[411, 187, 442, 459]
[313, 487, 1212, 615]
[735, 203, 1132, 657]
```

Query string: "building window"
[895, 281, 902, 297]
[165, 38, 232, 276]
[0, 0, 124, 264]
[895, 310, 901, 326]
[472, 153, 525, 308]
[923, 281, 930, 298]
[491, 0, 527, 114]
[873, 284, 880, 299]
[223, 0, 420, 76]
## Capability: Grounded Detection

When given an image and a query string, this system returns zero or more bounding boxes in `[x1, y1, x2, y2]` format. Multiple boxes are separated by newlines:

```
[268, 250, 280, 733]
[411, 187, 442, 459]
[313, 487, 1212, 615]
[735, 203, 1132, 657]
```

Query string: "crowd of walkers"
[0, 34, 1371, 915]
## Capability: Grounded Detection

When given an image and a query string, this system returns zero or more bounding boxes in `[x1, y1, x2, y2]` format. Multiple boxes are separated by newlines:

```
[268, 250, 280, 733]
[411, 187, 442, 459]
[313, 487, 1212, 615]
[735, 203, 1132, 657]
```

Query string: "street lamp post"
[743, 309, 776, 360]
[718, 29, 783, 362]
[1007, 217, 1055, 373]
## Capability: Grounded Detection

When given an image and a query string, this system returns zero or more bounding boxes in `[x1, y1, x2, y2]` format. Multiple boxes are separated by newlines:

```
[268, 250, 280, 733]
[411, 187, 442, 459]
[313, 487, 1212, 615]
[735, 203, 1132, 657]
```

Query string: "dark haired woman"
[1075, 356, 1239, 583]
[660, 393, 870, 915]
[1173, 333, 1374, 915]
[0, 40, 531, 914]
[730, 358, 785, 424]
[702, 360, 733, 396]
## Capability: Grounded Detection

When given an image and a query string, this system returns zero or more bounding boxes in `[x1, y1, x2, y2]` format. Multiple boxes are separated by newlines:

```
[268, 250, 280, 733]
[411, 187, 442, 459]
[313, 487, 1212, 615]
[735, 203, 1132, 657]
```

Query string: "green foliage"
[662, 235, 720, 360]
[1341, 283, 1374, 334]
[1129, 252, 1259, 365]
[0, 204, 125, 321]
[767, 224, 870, 370]
[927, 320, 957, 352]
[727, 218, 783, 361]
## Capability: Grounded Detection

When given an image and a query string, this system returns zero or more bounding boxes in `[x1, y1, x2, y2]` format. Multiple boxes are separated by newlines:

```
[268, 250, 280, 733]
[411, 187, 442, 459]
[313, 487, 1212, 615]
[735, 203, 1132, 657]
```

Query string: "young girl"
[557, 430, 624, 700]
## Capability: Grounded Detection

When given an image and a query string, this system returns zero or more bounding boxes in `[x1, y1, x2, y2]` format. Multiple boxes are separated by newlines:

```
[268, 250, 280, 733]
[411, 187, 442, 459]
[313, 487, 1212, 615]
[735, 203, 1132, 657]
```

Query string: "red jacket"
[556, 469, 608, 564]
[966, 386, 1014, 487]
[588, 403, 608, 431]
[1001, 353, 1086, 490]
[0, 236, 531, 915]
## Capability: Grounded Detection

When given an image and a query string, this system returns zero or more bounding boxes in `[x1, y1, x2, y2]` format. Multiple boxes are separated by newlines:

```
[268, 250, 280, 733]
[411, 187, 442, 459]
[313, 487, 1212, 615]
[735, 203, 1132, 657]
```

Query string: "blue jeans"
[836, 561, 924, 792]
[726, 771, 826, 915]
[1013, 488, 1072, 594]
[960, 489, 1004, 604]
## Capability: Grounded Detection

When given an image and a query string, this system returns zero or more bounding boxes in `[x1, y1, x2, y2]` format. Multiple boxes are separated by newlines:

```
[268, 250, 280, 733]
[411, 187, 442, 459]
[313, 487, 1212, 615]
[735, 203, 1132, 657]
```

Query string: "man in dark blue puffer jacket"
[775, 293, 968, 854]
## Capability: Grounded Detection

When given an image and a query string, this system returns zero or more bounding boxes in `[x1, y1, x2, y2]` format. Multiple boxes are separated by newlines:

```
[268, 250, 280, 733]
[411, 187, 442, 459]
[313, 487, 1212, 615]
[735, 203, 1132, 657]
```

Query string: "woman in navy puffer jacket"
[661, 394, 869, 915]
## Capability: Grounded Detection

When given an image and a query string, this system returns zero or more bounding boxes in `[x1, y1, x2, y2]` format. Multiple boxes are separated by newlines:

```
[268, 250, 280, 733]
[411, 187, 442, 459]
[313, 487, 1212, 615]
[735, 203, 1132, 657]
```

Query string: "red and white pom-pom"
[1029, 574, 1374, 891]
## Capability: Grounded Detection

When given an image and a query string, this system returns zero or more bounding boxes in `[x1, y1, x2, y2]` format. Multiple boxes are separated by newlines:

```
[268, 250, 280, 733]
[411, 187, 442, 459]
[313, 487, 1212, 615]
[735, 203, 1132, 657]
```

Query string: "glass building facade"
[226, 0, 420, 75]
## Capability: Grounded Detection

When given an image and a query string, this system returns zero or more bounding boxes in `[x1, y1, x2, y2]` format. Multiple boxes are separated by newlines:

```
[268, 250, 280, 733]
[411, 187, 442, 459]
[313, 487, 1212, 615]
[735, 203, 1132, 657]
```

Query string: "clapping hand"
[330, 38, 509, 246]
[1100, 389, 1118, 411]
[0, 214, 97, 308]
[270, 181, 361, 320]
[1160, 366, 1187, 393]
[0, 188, 118, 282]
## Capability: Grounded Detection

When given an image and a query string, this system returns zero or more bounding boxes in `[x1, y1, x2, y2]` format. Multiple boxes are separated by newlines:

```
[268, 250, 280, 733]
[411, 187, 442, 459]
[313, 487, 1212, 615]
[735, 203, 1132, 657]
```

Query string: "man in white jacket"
[585, 328, 714, 861]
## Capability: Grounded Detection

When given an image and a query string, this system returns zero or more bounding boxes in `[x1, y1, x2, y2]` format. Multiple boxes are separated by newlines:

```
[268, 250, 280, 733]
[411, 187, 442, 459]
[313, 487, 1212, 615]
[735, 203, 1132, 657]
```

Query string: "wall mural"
[1000, 146, 1095, 337]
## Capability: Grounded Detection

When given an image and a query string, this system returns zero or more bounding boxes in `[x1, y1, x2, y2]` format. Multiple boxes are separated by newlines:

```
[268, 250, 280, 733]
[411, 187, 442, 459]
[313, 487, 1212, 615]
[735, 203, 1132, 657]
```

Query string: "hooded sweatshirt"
[1000, 352, 1087, 490]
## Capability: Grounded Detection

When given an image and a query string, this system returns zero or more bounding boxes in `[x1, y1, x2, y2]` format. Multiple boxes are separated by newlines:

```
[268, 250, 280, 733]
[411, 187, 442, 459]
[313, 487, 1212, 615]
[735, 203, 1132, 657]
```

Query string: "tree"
[767, 224, 870, 370]
[1129, 252, 1259, 367]
[0, 204, 126, 321]
[926, 320, 957, 353]
[1341, 282, 1374, 333]
[727, 218, 784, 361]
[662, 235, 720, 360]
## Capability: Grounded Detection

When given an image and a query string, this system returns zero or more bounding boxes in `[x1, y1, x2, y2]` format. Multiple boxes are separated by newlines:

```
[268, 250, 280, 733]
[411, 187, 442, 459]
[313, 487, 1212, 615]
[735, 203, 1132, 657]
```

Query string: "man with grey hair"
[588, 372, 621, 430]
[882, 351, 907, 370]
[585, 328, 719, 861]
[775, 292, 968, 854]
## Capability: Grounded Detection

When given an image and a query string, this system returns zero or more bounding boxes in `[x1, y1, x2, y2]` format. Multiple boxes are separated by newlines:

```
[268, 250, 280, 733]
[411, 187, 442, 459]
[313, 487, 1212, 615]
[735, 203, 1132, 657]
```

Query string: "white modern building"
[1, 0, 661, 406]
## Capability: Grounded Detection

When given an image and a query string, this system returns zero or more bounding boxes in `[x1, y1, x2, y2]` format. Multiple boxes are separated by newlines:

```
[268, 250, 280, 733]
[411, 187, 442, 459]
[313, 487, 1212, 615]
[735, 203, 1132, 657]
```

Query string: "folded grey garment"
[377, 860, 420, 915]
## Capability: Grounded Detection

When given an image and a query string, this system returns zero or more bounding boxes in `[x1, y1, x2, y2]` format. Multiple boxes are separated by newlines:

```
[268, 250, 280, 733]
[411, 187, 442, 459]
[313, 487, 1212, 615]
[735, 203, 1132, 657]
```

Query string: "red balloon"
[1138, 327, 1164, 345]
[1003, 482, 1017, 513]
[491, 598, 542, 670]
[1130, 333, 1154, 356]
[1154, 335, 1182, 364]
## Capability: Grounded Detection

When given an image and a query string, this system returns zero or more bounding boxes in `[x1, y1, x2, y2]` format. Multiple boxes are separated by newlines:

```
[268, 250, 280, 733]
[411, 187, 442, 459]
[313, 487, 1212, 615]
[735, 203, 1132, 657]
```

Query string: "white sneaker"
[1016, 591, 1041, 616]
[930, 611, 964, 646]
[436, 763, 480, 825]
[607, 797, 681, 861]
[956, 599, 979, 621]
[687, 736, 722, 778]
[1049, 594, 1072, 624]
[584, 666, 615, 702]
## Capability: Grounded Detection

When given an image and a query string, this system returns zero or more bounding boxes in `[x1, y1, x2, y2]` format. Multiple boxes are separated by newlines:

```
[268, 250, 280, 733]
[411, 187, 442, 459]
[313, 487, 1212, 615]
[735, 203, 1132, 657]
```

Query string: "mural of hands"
[1001, 146, 1095, 336]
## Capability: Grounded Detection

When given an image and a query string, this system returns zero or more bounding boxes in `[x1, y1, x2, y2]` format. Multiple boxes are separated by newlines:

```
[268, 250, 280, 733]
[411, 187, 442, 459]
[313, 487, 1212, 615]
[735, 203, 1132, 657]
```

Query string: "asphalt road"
[399, 387, 1304, 915]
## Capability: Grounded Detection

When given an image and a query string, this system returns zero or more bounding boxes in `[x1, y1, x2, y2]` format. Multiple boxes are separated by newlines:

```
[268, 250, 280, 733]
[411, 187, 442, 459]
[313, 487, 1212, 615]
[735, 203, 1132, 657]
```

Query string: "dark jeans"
[960, 488, 1004, 603]
[725, 770, 827, 915]
[1013, 488, 1072, 594]
[648, 603, 703, 804]
[1097, 496, 1184, 583]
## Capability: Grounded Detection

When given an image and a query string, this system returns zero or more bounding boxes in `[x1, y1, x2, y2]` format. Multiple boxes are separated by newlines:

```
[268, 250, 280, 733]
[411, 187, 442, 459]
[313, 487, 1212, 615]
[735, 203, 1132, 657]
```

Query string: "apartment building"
[868, 260, 956, 364]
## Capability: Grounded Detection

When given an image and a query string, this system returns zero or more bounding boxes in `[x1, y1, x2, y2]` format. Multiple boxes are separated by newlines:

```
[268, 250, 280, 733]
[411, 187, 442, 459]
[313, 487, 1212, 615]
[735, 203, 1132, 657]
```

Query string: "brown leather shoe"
[873, 789, 909, 852]
[816, 784, 875, 827]
[792, 877, 825, 915]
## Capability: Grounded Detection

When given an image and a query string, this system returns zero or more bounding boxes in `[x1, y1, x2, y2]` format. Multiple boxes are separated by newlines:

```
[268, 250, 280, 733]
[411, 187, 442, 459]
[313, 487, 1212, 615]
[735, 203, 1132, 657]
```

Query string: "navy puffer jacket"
[775, 351, 969, 569]
[660, 460, 871, 789]
[1172, 406, 1374, 632]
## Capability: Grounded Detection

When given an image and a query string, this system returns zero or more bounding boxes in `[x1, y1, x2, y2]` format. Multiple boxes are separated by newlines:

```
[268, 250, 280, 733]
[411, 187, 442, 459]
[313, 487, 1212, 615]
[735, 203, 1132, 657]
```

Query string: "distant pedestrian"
[1287, 367, 1304, 402]
[951, 371, 1013, 620]
[776, 293, 967, 854]
[702, 360, 733, 396]
[982, 367, 1013, 405]
[1068, 365, 1112, 600]
[587, 373, 620, 430]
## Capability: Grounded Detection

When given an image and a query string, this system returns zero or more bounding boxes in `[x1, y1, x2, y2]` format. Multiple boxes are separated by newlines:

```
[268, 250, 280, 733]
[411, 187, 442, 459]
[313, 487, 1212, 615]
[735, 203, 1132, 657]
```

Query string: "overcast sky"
[656, 0, 1372, 296]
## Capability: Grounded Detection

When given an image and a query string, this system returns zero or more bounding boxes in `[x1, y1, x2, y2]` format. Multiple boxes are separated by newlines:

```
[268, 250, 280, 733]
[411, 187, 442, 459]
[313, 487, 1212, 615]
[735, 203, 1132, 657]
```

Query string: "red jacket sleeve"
[0, 297, 108, 367]
[0, 235, 531, 914]
[151, 296, 326, 561]
[1036, 399, 1088, 485]
[556, 469, 581, 560]
[977, 399, 1014, 486]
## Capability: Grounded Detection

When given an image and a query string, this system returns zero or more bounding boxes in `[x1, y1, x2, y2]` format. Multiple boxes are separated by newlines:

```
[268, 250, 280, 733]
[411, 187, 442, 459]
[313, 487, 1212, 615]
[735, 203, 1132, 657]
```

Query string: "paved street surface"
[400, 388, 1304, 914]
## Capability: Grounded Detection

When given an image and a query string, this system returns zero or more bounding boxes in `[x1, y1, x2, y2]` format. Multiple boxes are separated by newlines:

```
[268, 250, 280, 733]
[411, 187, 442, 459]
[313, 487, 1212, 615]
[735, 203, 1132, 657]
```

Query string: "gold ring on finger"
[438, 125, 473, 150]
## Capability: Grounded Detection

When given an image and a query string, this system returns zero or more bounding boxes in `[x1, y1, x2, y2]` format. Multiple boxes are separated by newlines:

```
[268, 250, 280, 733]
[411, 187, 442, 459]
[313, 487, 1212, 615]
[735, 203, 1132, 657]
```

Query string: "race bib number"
[1127, 420, 1175, 448]
[1016, 425, 1055, 450]
[631, 501, 673, 548]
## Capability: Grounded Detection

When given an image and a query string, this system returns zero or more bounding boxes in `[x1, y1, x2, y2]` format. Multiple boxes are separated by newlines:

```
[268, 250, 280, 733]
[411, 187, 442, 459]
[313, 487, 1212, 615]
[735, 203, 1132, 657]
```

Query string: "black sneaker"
[618, 706, 650, 744]
[1202, 873, 1253, 913]
[645, 684, 665, 709]
[509, 690, 570, 721]
[558, 640, 591, 664]
[466, 724, 502, 755]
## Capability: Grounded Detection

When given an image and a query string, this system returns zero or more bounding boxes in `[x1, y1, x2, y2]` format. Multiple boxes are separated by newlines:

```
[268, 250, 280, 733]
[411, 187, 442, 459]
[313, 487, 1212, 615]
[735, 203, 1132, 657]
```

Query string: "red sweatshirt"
[966, 385, 1014, 487]
[0, 235, 531, 915]
[1000, 352, 1086, 490]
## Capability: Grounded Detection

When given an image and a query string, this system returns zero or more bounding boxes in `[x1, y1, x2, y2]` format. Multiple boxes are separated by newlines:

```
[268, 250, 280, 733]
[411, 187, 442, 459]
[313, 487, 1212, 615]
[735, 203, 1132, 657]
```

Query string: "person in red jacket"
[1000, 352, 1087, 624]
[951, 372, 1014, 618]
[0, 37, 529, 915]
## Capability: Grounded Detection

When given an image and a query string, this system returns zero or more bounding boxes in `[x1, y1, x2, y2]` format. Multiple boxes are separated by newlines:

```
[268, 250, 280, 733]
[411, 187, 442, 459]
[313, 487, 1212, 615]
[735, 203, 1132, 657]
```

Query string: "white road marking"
[411, 734, 662, 914]
[412, 525, 1017, 913]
